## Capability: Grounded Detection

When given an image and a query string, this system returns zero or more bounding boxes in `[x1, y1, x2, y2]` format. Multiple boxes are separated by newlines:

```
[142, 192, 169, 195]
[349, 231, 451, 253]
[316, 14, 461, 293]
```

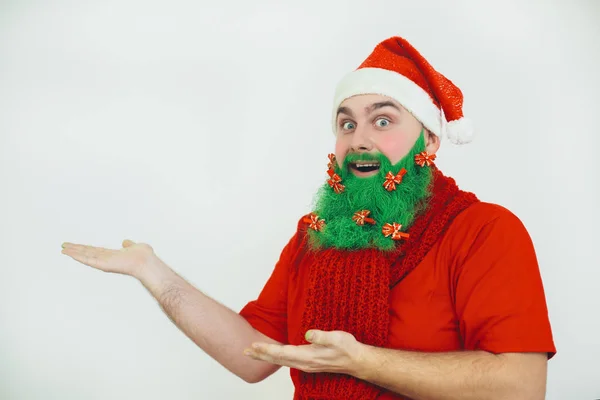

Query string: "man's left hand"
[244, 330, 368, 376]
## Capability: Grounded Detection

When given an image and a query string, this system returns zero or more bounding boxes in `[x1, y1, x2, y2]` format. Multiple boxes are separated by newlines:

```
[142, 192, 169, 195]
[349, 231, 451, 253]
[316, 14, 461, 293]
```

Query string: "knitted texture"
[292, 168, 479, 399]
[389, 167, 479, 287]
[295, 249, 395, 400]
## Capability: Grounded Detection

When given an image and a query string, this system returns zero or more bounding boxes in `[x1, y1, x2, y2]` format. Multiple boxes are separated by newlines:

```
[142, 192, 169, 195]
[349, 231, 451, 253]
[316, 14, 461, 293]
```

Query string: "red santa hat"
[332, 36, 473, 145]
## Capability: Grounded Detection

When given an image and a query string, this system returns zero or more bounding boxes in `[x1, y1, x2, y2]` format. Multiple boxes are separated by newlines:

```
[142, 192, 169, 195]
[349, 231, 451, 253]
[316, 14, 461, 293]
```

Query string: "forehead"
[339, 94, 402, 110]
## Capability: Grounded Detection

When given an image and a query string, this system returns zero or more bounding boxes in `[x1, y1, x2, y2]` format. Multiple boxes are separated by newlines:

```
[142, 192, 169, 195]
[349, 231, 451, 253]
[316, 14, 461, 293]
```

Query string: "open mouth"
[350, 162, 381, 174]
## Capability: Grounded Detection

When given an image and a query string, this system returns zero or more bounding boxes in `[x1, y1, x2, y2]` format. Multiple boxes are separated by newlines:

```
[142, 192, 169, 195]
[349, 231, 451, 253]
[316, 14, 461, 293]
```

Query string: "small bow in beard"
[325, 154, 345, 194]
[303, 213, 325, 232]
[414, 151, 436, 167]
[327, 153, 336, 170]
[382, 222, 410, 241]
[383, 168, 407, 191]
[327, 169, 345, 194]
[352, 210, 376, 226]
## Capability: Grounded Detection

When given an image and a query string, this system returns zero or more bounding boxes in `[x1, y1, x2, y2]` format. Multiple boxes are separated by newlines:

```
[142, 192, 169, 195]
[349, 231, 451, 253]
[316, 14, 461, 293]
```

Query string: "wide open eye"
[342, 121, 356, 130]
[375, 118, 390, 128]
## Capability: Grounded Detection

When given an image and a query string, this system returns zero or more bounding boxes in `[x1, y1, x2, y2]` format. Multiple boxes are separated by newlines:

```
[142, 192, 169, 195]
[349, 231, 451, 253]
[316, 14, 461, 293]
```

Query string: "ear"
[425, 129, 440, 155]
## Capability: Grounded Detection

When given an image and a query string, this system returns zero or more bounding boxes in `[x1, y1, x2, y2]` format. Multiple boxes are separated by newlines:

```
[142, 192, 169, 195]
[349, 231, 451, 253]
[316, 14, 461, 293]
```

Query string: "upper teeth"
[355, 163, 379, 167]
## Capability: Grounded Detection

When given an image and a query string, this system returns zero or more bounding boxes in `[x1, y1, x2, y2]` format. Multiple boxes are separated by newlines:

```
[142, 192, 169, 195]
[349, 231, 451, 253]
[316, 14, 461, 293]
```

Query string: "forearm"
[356, 347, 546, 400]
[136, 256, 280, 383]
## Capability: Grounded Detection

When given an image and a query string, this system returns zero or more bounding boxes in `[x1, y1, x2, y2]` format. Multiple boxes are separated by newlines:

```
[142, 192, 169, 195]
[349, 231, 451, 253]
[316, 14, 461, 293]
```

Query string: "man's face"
[334, 94, 439, 176]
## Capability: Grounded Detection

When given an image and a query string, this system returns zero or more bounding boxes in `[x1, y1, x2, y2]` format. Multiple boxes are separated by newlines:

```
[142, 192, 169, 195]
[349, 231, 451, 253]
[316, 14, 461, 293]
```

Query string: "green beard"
[307, 131, 433, 251]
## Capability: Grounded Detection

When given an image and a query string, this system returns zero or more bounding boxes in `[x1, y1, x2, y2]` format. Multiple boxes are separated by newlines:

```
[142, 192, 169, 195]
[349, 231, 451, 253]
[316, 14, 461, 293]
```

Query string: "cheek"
[334, 139, 349, 168]
[377, 134, 414, 164]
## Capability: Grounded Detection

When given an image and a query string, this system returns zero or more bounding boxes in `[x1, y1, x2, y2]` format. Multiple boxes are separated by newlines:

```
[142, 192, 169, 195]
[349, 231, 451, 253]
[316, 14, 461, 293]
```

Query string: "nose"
[349, 125, 373, 152]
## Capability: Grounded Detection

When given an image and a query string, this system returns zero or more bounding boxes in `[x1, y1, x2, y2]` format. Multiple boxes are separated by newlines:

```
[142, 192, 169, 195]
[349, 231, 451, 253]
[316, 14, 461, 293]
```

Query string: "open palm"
[61, 239, 155, 277]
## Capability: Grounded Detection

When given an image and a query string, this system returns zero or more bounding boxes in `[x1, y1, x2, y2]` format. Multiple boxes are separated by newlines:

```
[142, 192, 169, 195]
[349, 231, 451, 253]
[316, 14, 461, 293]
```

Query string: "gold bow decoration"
[383, 168, 407, 191]
[327, 170, 345, 194]
[303, 213, 326, 232]
[382, 222, 410, 241]
[325, 154, 345, 194]
[414, 151, 436, 167]
[352, 210, 376, 226]
[327, 153, 336, 170]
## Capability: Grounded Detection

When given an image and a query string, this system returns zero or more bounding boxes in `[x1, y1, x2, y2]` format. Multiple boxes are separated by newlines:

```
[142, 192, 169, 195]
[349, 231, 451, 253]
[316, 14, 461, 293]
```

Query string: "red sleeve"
[239, 220, 305, 344]
[453, 206, 556, 358]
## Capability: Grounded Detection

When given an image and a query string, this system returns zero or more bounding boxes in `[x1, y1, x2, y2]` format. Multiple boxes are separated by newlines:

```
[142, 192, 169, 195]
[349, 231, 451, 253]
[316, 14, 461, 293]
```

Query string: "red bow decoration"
[414, 151, 436, 167]
[327, 172, 345, 194]
[352, 210, 376, 226]
[327, 153, 336, 170]
[383, 168, 407, 191]
[382, 222, 410, 241]
[325, 154, 344, 194]
[303, 213, 325, 232]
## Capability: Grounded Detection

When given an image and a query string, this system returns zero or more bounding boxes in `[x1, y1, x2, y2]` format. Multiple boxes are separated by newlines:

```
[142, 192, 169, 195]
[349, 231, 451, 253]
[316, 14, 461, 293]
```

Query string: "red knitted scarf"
[292, 169, 479, 400]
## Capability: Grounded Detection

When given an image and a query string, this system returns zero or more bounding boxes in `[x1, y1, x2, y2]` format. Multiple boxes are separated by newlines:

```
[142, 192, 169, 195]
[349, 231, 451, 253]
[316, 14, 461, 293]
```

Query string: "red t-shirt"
[239, 202, 556, 394]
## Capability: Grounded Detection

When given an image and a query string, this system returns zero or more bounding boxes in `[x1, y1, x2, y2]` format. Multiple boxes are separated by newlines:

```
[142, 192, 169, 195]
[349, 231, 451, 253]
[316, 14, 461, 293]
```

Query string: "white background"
[1, 0, 599, 399]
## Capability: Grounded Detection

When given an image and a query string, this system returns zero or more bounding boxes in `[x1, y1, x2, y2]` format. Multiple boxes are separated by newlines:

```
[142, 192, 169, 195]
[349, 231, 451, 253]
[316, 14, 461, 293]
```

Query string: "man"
[61, 36, 556, 399]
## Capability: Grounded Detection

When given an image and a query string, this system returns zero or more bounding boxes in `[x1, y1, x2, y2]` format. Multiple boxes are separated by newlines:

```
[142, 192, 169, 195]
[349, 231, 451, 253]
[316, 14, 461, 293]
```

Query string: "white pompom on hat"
[332, 36, 473, 145]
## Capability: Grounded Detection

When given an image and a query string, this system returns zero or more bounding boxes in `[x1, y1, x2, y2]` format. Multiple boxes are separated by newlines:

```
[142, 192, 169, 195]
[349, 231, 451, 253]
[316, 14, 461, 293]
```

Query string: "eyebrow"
[336, 101, 402, 119]
[367, 101, 402, 114]
[336, 106, 354, 118]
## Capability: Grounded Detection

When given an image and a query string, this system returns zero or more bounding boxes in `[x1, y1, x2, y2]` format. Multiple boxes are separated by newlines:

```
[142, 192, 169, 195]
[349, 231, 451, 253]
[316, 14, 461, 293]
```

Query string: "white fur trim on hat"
[332, 67, 442, 137]
[445, 117, 474, 145]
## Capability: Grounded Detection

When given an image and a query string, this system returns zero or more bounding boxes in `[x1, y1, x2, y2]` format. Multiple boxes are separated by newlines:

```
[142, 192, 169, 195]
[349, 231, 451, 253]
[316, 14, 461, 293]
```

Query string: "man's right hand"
[61, 238, 282, 383]
[61, 239, 155, 279]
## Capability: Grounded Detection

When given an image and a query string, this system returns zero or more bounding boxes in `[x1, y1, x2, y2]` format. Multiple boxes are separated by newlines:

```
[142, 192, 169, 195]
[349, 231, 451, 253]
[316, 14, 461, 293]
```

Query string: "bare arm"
[247, 330, 547, 400]
[357, 346, 548, 400]
[61, 240, 281, 383]
[137, 256, 281, 383]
